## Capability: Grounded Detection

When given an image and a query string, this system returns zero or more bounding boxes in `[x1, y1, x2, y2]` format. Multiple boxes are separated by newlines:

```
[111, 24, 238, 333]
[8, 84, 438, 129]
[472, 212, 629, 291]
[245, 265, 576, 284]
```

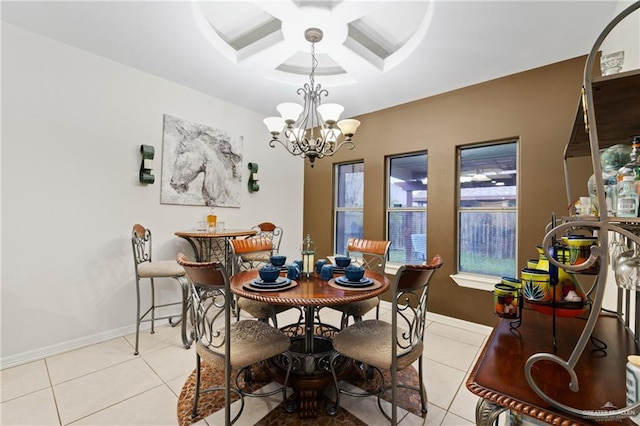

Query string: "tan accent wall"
[304, 56, 593, 326]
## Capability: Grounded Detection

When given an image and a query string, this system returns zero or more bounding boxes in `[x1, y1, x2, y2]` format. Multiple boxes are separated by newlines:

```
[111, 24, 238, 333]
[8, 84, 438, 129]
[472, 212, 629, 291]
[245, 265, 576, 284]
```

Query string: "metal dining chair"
[325, 238, 391, 329]
[251, 221, 284, 254]
[229, 237, 301, 328]
[327, 255, 444, 423]
[131, 224, 191, 355]
[176, 253, 293, 424]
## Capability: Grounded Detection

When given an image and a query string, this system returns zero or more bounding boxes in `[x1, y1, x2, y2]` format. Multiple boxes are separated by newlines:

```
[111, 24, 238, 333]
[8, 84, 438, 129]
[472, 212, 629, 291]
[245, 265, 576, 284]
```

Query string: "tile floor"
[1, 303, 492, 425]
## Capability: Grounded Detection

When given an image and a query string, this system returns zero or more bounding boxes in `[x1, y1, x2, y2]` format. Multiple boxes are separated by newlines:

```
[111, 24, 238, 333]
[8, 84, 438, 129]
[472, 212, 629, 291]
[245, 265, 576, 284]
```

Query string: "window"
[458, 141, 518, 277]
[335, 162, 364, 254]
[387, 152, 427, 263]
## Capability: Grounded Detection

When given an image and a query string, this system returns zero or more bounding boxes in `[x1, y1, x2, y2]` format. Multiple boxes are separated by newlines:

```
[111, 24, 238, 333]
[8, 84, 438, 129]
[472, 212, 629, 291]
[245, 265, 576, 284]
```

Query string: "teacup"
[345, 265, 365, 281]
[287, 264, 301, 280]
[270, 255, 286, 267]
[334, 256, 351, 268]
[258, 266, 280, 283]
[315, 259, 327, 274]
[320, 264, 334, 281]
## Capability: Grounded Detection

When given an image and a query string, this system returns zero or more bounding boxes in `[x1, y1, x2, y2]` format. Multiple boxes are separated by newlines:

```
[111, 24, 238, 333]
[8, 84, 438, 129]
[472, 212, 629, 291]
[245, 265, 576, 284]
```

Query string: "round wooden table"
[174, 229, 257, 264]
[230, 269, 390, 418]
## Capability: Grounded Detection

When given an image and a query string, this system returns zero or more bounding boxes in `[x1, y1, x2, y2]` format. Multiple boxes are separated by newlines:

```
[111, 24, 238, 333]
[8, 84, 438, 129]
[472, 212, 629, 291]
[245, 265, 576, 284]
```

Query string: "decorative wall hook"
[139, 145, 155, 184]
[247, 162, 259, 192]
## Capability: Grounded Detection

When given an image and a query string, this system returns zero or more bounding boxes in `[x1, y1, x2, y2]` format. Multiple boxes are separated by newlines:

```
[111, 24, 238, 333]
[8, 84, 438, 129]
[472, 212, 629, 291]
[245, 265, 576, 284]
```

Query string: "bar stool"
[131, 224, 191, 355]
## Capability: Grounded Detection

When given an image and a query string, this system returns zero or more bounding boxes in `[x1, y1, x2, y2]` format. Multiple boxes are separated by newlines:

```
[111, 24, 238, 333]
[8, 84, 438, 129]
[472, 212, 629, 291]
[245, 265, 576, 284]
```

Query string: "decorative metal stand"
[524, 3, 640, 420]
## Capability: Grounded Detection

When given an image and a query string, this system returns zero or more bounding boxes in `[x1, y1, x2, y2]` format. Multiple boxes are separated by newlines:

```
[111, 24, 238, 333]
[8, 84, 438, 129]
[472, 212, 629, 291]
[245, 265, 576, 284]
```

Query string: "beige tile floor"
[1, 303, 491, 425]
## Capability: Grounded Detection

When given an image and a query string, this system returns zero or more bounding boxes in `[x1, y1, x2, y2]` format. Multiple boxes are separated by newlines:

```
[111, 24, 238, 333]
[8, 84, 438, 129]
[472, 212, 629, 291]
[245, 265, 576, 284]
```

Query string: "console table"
[467, 307, 638, 425]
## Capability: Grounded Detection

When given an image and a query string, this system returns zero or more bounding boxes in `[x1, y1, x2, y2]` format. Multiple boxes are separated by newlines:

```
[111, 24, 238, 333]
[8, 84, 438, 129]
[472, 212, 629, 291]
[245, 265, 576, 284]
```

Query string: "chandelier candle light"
[263, 28, 361, 167]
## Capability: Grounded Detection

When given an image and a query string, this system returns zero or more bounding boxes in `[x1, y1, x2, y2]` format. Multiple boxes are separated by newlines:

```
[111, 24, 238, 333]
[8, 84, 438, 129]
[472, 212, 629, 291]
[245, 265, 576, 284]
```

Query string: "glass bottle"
[626, 355, 640, 425]
[617, 175, 639, 217]
[588, 144, 631, 216]
[617, 138, 640, 188]
[206, 208, 217, 230]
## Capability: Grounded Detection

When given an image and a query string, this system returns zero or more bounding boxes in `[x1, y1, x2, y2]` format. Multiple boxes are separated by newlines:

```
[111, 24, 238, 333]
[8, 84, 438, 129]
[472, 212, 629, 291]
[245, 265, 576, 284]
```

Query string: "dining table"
[174, 228, 257, 265]
[230, 267, 390, 419]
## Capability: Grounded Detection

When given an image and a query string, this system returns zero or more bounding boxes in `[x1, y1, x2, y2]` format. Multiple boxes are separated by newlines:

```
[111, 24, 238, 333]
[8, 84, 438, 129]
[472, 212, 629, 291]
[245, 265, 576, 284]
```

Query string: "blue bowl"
[258, 266, 280, 283]
[270, 255, 287, 267]
[344, 265, 365, 282]
[334, 256, 351, 267]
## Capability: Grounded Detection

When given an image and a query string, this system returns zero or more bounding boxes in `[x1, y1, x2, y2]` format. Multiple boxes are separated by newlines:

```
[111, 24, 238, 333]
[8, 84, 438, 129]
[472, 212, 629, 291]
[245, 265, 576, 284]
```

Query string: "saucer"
[250, 277, 291, 289]
[335, 276, 374, 287]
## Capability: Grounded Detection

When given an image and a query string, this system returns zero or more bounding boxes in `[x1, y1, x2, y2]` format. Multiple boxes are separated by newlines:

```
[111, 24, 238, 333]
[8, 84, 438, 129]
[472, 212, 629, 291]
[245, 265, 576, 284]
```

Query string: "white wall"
[600, 1, 640, 72]
[0, 24, 304, 367]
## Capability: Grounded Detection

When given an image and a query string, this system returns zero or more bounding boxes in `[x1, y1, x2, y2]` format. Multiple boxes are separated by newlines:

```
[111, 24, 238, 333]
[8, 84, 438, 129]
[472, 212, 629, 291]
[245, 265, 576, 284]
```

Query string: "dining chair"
[326, 255, 444, 423]
[131, 224, 191, 355]
[252, 221, 284, 254]
[229, 237, 300, 328]
[326, 238, 392, 329]
[240, 222, 284, 266]
[411, 233, 427, 261]
[176, 253, 293, 424]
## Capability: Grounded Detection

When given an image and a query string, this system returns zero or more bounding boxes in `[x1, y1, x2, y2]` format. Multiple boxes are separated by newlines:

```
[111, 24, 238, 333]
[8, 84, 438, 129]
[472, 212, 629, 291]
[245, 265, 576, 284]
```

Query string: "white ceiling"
[1, 1, 625, 119]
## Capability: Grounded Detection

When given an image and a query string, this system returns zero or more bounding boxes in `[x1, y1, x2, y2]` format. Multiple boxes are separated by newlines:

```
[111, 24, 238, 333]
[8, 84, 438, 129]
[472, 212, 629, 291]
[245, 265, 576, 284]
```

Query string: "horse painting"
[160, 115, 243, 207]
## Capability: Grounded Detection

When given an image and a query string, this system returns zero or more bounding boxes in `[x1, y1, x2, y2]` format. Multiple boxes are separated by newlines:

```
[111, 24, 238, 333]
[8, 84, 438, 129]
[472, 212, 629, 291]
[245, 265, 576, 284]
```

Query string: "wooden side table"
[467, 307, 638, 425]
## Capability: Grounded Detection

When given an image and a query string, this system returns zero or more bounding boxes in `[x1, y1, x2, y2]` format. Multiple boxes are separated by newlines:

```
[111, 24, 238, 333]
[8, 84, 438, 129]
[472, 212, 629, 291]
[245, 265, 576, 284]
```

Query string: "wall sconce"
[139, 144, 155, 184]
[247, 162, 259, 192]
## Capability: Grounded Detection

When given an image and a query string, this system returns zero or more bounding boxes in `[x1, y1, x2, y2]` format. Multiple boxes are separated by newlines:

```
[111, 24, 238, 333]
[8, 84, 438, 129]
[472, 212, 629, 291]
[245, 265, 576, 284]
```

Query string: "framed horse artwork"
[160, 114, 243, 208]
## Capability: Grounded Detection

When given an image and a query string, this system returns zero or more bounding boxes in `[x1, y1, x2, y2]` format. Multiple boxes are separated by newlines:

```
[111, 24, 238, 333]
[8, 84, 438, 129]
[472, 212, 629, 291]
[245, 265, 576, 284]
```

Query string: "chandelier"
[263, 28, 361, 167]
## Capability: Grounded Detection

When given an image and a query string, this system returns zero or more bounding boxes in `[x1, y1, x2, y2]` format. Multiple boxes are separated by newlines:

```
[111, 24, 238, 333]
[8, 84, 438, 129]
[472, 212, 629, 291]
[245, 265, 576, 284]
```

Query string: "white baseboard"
[425, 311, 493, 335]
[2, 306, 493, 370]
[379, 300, 493, 335]
[0, 322, 155, 370]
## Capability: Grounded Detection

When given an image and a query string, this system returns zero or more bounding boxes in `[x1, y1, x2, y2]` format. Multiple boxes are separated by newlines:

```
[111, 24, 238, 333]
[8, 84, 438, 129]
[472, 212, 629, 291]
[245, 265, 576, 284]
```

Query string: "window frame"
[385, 151, 428, 266]
[333, 161, 364, 255]
[452, 140, 518, 290]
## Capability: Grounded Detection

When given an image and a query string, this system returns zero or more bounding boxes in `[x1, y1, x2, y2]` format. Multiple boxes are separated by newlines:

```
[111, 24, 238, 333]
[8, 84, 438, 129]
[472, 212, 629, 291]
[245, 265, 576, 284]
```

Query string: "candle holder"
[301, 234, 316, 278]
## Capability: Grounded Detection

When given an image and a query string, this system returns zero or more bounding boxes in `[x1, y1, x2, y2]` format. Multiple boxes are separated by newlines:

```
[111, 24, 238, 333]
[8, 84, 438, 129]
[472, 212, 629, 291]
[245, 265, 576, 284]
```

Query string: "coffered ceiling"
[1, 1, 624, 119]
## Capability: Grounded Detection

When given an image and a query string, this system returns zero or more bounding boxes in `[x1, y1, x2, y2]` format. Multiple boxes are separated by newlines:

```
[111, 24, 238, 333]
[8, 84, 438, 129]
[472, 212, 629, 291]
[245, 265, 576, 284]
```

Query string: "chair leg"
[134, 277, 141, 355]
[418, 355, 428, 413]
[191, 352, 201, 419]
[150, 278, 156, 334]
[176, 276, 192, 349]
[326, 352, 342, 415]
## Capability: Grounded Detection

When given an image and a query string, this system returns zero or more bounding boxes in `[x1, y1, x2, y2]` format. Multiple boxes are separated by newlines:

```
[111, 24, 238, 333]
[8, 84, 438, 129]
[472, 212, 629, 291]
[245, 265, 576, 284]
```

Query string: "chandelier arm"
[269, 137, 300, 156]
[325, 140, 356, 156]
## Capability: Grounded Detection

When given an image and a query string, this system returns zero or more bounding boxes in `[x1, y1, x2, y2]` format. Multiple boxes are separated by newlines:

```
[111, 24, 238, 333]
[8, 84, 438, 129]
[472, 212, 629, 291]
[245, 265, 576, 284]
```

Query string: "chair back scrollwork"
[347, 237, 391, 274]
[251, 222, 284, 254]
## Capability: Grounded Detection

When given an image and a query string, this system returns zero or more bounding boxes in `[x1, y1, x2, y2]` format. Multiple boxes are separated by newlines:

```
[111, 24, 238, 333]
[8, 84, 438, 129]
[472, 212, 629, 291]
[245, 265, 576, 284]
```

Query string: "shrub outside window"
[387, 153, 427, 264]
[458, 142, 517, 277]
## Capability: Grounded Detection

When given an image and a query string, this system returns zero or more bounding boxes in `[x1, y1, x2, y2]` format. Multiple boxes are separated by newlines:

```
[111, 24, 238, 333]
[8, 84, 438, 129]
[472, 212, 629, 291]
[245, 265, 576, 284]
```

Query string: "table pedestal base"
[268, 335, 350, 419]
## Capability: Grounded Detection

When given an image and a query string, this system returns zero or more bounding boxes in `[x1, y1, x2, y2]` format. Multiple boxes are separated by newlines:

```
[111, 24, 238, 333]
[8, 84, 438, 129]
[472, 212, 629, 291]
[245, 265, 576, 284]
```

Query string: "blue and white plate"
[335, 276, 374, 288]
[250, 277, 291, 289]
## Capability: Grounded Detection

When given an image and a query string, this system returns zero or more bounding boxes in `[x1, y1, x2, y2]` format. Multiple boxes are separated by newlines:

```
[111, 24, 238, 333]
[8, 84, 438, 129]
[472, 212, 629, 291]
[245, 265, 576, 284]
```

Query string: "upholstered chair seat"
[332, 320, 423, 370]
[137, 260, 185, 278]
[196, 319, 291, 371]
